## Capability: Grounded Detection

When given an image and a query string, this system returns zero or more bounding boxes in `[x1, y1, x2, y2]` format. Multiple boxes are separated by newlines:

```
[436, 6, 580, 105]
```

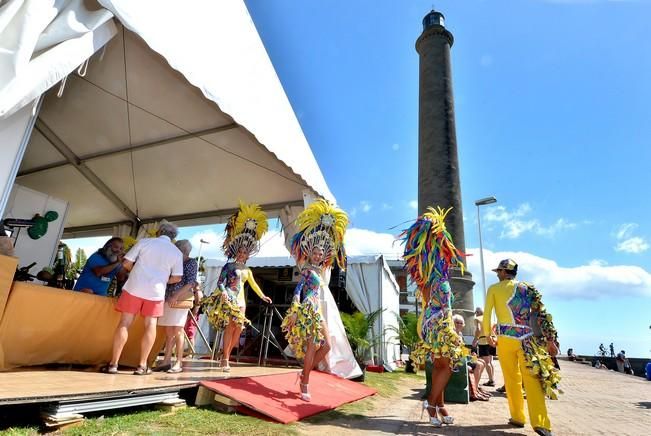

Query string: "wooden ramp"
[0, 360, 296, 405]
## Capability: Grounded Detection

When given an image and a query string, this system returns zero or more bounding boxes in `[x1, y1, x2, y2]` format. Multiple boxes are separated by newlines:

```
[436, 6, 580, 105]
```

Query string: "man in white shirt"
[104, 221, 183, 375]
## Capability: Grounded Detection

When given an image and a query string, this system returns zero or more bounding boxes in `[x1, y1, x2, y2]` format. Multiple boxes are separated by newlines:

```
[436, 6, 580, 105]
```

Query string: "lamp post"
[475, 196, 497, 302]
[197, 238, 209, 274]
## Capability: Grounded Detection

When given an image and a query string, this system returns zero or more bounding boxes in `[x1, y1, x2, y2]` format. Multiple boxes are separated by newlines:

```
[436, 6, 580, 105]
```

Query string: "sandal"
[101, 364, 119, 374]
[153, 363, 172, 372]
[133, 366, 152, 375]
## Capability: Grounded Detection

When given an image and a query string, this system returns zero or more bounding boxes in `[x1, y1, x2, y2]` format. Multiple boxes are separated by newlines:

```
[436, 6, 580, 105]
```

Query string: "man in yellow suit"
[483, 259, 560, 436]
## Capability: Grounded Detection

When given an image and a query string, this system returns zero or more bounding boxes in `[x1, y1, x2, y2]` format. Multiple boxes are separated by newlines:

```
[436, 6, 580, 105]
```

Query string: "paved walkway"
[299, 360, 651, 435]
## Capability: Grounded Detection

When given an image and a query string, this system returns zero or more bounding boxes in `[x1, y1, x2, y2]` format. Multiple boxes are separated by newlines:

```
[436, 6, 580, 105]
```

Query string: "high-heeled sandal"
[420, 400, 441, 427]
[438, 406, 454, 425]
[299, 383, 311, 401]
[221, 358, 231, 373]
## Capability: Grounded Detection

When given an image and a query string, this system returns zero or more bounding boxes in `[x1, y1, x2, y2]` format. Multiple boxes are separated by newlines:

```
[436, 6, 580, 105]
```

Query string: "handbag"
[170, 295, 194, 309]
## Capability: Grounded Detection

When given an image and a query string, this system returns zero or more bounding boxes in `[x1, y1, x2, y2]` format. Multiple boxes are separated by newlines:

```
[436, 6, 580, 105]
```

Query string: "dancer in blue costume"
[281, 199, 348, 401]
[202, 203, 272, 372]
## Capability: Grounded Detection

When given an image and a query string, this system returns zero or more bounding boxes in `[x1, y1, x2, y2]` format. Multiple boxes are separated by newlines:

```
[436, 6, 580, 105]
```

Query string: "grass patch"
[0, 405, 296, 436]
[0, 369, 423, 435]
[60, 406, 297, 436]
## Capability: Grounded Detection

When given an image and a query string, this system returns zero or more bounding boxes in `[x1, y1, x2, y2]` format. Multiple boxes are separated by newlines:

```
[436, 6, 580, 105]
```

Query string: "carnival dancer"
[281, 199, 348, 402]
[202, 203, 272, 372]
[483, 259, 560, 436]
[401, 206, 466, 427]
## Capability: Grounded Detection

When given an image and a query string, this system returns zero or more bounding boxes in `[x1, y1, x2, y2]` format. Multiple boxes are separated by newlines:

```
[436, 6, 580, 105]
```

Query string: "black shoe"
[482, 380, 496, 387]
[534, 428, 553, 436]
[496, 385, 506, 393]
[508, 419, 525, 428]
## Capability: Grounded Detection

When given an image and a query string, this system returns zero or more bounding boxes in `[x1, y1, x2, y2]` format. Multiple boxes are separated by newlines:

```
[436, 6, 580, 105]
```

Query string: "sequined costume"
[281, 267, 325, 359]
[204, 262, 266, 330]
[484, 273, 560, 432]
[202, 202, 269, 331]
[401, 206, 467, 368]
[281, 199, 348, 360]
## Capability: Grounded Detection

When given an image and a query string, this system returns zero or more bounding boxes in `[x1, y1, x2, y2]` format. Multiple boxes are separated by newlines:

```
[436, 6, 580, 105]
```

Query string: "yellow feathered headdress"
[223, 202, 268, 259]
[290, 199, 348, 269]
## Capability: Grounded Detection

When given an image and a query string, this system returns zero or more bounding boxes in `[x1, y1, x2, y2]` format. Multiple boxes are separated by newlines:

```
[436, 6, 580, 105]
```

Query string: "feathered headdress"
[400, 206, 465, 288]
[290, 199, 348, 269]
[223, 202, 268, 259]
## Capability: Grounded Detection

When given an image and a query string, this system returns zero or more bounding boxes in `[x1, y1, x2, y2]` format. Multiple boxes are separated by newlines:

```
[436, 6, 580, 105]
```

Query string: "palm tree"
[341, 308, 384, 373]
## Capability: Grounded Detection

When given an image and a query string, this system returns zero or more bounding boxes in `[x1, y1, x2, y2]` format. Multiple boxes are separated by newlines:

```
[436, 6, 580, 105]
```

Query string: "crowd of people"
[22, 199, 564, 433]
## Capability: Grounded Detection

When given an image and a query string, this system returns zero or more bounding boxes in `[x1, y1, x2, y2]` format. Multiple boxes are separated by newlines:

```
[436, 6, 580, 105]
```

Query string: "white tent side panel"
[0, 101, 39, 217]
[4, 184, 69, 273]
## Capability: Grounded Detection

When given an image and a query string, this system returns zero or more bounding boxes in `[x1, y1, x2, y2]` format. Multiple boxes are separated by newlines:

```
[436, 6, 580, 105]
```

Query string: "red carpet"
[200, 371, 376, 423]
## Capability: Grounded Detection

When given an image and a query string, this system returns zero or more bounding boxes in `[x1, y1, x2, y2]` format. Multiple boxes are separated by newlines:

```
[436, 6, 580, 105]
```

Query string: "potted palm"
[388, 312, 419, 373]
[341, 308, 383, 381]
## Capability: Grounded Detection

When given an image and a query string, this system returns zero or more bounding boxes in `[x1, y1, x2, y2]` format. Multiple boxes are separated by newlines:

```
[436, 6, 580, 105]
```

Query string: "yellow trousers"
[497, 337, 551, 431]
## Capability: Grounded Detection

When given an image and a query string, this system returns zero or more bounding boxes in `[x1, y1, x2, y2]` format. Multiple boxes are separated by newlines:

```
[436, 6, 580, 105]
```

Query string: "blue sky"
[67, 0, 651, 358]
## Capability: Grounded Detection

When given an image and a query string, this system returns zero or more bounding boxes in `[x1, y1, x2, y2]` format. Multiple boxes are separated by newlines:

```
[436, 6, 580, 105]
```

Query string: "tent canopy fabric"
[0, 0, 333, 237]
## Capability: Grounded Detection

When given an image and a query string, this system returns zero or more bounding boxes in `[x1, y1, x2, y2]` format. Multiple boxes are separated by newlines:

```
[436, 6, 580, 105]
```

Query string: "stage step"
[41, 392, 185, 420]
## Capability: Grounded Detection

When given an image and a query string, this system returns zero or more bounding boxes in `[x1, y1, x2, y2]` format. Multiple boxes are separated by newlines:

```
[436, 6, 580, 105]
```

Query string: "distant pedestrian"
[616, 350, 633, 375]
[609, 343, 615, 358]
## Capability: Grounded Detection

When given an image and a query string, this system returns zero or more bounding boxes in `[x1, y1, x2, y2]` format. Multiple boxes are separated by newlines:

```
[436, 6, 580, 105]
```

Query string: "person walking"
[483, 259, 561, 436]
[401, 206, 466, 427]
[202, 203, 272, 372]
[281, 199, 348, 402]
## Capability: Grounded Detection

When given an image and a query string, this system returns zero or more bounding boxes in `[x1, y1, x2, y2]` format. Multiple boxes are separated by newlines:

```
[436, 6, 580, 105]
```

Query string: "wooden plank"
[0, 360, 297, 404]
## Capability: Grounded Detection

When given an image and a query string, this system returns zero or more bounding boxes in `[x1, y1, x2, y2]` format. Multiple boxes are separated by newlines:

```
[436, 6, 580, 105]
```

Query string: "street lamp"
[196, 238, 210, 270]
[475, 196, 497, 302]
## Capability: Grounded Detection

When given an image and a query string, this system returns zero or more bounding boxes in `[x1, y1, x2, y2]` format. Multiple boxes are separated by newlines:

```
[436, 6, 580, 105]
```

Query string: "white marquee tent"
[202, 255, 401, 375]
[0, 0, 331, 239]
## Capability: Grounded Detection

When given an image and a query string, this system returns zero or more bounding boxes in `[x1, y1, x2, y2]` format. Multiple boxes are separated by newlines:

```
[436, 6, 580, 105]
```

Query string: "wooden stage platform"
[0, 359, 298, 405]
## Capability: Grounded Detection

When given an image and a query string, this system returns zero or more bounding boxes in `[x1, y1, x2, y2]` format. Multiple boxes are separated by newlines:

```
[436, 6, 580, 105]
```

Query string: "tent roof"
[2, 1, 333, 236]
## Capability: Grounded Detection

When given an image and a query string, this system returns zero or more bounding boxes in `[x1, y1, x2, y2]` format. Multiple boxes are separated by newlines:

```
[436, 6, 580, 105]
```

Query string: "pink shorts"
[116, 290, 164, 317]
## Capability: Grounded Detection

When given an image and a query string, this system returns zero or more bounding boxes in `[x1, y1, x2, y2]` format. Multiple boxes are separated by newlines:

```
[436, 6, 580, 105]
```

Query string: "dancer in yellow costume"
[401, 207, 467, 427]
[483, 259, 561, 436]
[202, 203, 272, 372]
[281, 199, 348, 402]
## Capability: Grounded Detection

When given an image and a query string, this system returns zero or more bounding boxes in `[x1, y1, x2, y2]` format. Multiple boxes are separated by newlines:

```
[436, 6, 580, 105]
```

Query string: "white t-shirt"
[123, 236, 183, 301]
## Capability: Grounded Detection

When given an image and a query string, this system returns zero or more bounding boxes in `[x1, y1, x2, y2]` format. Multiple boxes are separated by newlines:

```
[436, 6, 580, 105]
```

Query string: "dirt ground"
[297, 360, 651, 435]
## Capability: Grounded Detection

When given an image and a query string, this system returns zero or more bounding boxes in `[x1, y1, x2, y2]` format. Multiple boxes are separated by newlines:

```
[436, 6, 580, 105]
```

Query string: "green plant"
[387, 312, 419, 373]
[389, 312, 419, 351]
[341, 308, 384, 366]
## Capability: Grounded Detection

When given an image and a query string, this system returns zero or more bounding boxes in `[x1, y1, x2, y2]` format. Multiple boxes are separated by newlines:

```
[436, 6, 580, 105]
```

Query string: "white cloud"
[345, 228, 403, 258]
[391, 143, 400, 151]
[466, 248, 651, 300]
[408, 200, 418, 209]
[381, 203, 392, 210]
[616, 237, 649, 254]
[483, 203, 577, 239]
[360, 201, 372, 213]
[188, 230, 224, 259]
[615, 223, 638, 240]
[588, 259, 608, 267]
[613, 223, 648, 254]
